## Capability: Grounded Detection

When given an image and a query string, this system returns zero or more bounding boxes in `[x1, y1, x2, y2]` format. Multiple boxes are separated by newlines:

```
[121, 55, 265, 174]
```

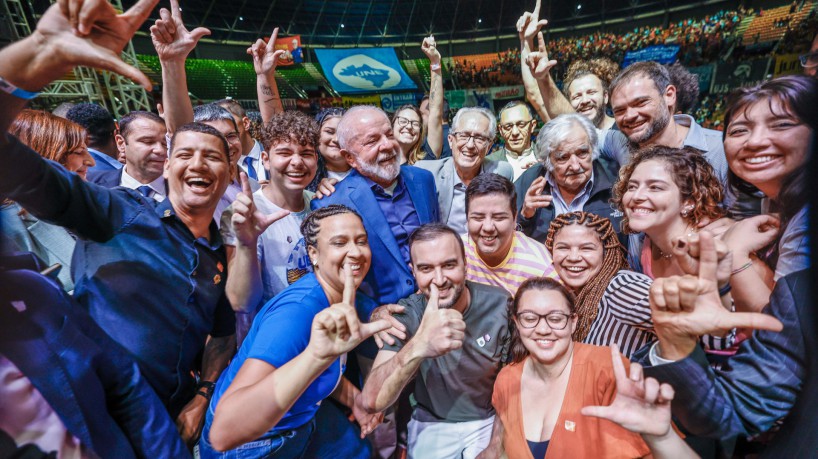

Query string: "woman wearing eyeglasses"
[480, 277, 689, 459]
[392, 104, 427, 165]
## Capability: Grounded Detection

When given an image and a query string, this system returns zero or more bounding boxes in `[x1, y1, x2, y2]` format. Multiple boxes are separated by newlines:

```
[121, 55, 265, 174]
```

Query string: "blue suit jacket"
[0, 269, 190, 458]
[311, 166, 439, 305]
[87, 167, 122, 188]
[637, 270, 815, 456]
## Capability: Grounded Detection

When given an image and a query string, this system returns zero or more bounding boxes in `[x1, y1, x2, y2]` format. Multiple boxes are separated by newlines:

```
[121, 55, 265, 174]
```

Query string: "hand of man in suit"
[650, 231, 783, 361]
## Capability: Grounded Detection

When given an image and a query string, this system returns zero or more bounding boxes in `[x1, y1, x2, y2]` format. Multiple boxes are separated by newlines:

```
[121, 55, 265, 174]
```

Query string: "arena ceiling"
[119, 0, 734, 47]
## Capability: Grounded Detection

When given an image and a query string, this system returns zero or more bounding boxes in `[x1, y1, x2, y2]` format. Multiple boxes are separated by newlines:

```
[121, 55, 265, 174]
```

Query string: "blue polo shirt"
[0, 134, 235, 417]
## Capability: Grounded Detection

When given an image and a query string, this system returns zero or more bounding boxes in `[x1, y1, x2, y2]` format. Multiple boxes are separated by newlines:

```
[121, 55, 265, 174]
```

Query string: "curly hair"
[508, 277, 576, 364]
[392, 105, 427, 164]
[544, 212, 629, 342]
[261, 111, 320, 151]
[562, 57, 620, 98]
[11, 109, 87, 165]
[611, 145, 725, 234]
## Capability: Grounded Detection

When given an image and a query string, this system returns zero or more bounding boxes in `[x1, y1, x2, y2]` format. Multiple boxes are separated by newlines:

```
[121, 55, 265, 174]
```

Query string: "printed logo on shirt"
[213, 274, 222, 285]
[286, 237, 312, 285]
[565, 420, 576, 432]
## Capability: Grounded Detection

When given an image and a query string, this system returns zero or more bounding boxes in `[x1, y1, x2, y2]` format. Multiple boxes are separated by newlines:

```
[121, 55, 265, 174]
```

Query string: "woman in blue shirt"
[199, 205, 389, 458]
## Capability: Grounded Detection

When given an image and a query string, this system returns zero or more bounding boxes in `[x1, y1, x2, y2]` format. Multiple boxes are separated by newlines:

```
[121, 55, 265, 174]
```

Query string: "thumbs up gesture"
[650, 231, 783, 360]
[231, 171, 290, 248]
[309, 264, 391, 361]
[413, 285, 467, 359]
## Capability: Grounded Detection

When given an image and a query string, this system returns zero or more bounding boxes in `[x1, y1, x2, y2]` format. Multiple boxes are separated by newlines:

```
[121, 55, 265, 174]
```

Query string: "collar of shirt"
[120, 166, 166, 201]
[453, 161, 485, 190]
[545, 169, 595, 212]
[247, 139, 263, 161]
[364, 174, 403, 197]
[502, 144, 536, 161]
[154, 198, 224, 251]
[673, 114, 707, 151]
[88, 147, 122, 169]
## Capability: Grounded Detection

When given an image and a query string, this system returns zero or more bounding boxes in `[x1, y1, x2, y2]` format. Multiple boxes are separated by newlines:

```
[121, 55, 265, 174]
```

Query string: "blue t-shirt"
[208, 273, 343, 433]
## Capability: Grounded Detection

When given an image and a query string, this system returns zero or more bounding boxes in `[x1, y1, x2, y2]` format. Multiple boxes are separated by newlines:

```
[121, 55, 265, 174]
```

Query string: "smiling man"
[487, 101, 538, 180]
[311, 105, 439, 305]
[463, 173, 560, 296]
[88, 110, 168, 200]
[415, 107, 513, 234]
[515, 114, 625, 245]
[361, 223, 511, 459]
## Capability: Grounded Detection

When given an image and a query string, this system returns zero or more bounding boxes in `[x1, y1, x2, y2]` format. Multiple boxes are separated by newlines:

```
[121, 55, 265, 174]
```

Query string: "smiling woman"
[392, 104, 426, 165]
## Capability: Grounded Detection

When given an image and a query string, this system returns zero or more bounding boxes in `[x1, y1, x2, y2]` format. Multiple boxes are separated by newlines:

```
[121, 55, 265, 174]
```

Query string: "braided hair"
[544, 211, 628, 342]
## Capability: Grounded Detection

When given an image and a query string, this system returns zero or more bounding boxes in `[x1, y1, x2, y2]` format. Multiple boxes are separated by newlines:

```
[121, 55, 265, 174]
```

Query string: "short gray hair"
[450, 106, 497, 141]
[193, 103, 238, 131]
[336, 105, 386, 151]
[535, 114, 598, 172]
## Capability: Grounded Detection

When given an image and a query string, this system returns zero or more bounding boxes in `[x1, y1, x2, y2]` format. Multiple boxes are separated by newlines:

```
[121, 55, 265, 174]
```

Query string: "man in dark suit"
[636, 231, 815, 456]
[312, 106, 439, 306]
[88, 110, 168, 200]
[0, 255, 189, 458]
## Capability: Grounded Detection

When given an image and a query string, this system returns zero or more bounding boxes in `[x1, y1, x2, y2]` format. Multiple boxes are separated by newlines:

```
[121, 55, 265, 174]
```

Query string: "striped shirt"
[463, 231, 560, 296]
[583, 270, 656, 358]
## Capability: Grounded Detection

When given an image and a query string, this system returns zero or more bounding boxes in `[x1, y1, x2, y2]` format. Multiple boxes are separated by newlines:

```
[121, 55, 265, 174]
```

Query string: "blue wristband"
[0, 77, 40, 100]
[718, 281, 732, 297]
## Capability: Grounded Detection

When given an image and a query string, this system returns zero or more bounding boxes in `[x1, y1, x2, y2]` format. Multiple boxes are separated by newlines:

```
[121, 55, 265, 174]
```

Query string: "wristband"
[430, 63, 441, 71]
[718, 281, 731, 297]
[196, 380, 215, 400]
[0, 77, 40, 100]
[731, 261, 753, 276]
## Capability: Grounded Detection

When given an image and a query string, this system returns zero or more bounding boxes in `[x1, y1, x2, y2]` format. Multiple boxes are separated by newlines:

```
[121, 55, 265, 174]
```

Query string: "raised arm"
[249, 27, 286, 123]
[421, 35, 444, 158]
[517, 1, 550, 122]
[361, 285, 465, 413]
[150, 0, 210, 134]
[525, 30, 575, 119]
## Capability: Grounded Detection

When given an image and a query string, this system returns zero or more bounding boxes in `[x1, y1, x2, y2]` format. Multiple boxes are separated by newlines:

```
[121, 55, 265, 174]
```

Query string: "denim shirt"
[0, 134, 235, 416]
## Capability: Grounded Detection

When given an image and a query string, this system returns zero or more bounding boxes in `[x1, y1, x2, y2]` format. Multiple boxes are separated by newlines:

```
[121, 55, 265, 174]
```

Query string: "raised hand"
[521, 176, 552, 219]
[248, 27, 287, 77]
[650, 231, 783, 360]
[34, 0, 158, 89]
[231, 171, 290, 248]
[369, 303, 408, 348]
[421, 35, 441, 66]
[721, 214, 781, 258]
[309, 264, 391, 362]
[413, 285, 466, 358]
[671, 232, 732, 289]
[581, 345, 675, 436]
[525, 32, 557, 81]
[516, 0, 549, 43]
[150, 0, 210, 62]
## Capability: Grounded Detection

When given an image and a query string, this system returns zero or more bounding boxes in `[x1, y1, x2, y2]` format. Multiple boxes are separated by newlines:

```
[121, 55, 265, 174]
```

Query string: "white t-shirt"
[221, 189, 314, 301]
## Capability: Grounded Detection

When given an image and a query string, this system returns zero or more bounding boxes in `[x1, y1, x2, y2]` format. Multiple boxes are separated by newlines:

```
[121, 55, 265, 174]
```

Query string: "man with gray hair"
[415, 107, 513, 234]
[312, 105, 439, 305]
[514, 113, 624, 244]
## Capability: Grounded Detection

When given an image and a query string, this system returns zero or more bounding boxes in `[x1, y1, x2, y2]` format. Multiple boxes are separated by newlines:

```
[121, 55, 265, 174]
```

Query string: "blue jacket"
[87, 167, 122, 188]
[0, 269, 190, 458]
[311, 166, 439, 305]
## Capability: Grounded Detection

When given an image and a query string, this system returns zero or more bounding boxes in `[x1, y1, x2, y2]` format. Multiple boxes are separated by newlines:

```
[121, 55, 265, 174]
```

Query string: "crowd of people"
[0, 0, 816, 458]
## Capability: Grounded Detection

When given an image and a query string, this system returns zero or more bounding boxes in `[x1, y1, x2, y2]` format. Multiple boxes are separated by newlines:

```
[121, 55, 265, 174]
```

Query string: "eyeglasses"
[800, 51, 818, 68]
[394, 116, 421, 129]
[499, 120, 533, 132]
[515, 311, 574, 330]
[452, 132, 491, 147]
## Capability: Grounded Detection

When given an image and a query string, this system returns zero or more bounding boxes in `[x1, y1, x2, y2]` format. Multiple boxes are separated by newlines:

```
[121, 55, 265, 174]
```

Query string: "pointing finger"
[533, 0, 542, 17]
[123, 0, 161, 29]
[360, 319, 391, 340]
[537, 31, 545, 53]
[724, 312, 783, 333]
[169, 0, 182, 21]
[239, 171, 252, 196]
[342, 263, 356, 306]
[697, 231, 718, 285]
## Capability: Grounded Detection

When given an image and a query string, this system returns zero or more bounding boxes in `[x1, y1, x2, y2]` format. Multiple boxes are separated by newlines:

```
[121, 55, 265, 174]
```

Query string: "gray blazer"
[414, 157, 513, 224]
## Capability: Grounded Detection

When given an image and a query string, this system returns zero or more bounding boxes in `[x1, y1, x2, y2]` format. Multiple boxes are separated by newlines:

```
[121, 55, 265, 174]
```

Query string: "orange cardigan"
[492, 343, 651, 459]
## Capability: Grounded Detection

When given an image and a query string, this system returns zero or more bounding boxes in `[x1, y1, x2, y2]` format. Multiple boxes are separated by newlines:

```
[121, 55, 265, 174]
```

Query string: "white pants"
[407, 414, 494, 459]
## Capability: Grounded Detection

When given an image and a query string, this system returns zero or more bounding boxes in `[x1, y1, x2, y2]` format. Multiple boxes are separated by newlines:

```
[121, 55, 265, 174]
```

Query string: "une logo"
[333, 54, 401, 90]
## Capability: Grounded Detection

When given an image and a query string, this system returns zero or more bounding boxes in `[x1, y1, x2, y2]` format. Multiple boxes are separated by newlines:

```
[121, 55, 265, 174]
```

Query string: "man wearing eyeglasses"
[415, 107, 513, 234]
[361, 223, 511, 459]
[487, 101, 539, 181]
[802, 33, 818, 78]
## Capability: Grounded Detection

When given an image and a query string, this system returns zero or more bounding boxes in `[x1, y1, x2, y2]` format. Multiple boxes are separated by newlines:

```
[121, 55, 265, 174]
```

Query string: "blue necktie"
[243, 156, 258, 180]
[137, 185, 153, 198]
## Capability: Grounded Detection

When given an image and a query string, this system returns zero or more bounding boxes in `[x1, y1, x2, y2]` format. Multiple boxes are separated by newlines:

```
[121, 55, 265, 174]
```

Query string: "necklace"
[656, 247, 674, 259]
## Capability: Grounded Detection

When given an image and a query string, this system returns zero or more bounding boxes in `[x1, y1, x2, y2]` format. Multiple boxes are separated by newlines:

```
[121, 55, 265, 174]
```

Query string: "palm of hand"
[604, 381, 671, 436]
[37, 3, 134, 64]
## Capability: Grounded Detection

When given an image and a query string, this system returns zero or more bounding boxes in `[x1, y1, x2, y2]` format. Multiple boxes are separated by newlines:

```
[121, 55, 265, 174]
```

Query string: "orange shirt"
[491, 343, 651, 459]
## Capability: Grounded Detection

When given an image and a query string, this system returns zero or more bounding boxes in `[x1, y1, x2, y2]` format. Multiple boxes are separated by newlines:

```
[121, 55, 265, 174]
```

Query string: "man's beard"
[356, 151, 400, 184]
[628, 106, 671, 145]
[591, 105, 606, 128]
[436, 281, 465, 309]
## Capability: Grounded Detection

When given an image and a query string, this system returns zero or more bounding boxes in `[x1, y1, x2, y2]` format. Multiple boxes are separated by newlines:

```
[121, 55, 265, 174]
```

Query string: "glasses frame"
[394, 116, 421, 129]
[451, 131, 491, 147]
[515, 311, 574, 330]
